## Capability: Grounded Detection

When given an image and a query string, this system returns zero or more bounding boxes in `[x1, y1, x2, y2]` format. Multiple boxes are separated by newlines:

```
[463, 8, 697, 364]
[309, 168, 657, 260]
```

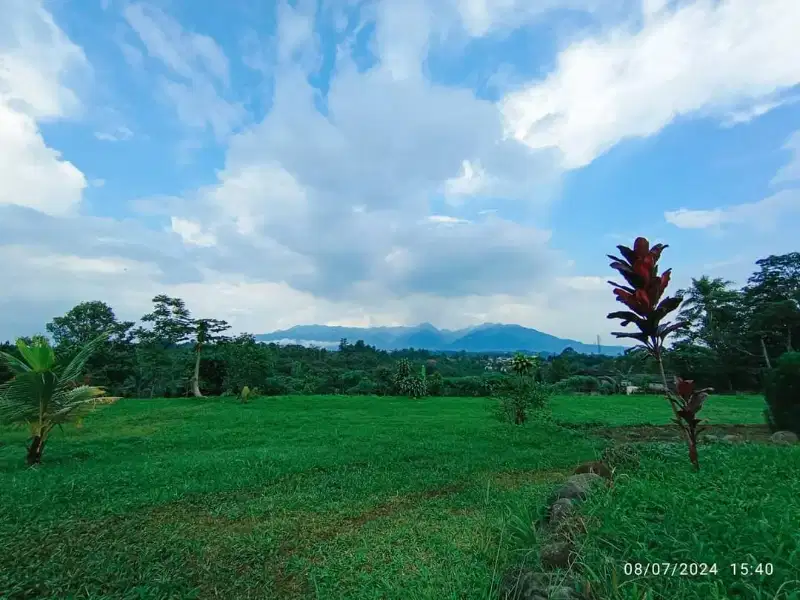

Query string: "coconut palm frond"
[58, 331, 111, 382]
[0, 349, 32, 375]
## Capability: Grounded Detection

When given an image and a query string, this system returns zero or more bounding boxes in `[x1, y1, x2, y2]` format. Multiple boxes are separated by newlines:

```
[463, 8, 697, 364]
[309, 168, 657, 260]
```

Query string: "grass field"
[1, 393, 798, 599]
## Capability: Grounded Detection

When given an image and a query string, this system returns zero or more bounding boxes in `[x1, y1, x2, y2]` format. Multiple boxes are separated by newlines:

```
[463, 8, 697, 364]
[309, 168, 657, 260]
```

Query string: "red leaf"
[654, 295, 682, 319]
[608, 281, 636, 294]
[660, 269, 672, 291]
[650, 243, 669, 260]
[607, 311, 647, 327]
[616, 245, 637, 264]
[634, 289, 651, 308]
[676, 378, 694, 400]
[633, 237, 650, 257]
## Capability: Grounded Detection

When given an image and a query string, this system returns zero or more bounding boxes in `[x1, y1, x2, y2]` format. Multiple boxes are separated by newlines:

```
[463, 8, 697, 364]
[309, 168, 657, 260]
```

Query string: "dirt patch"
[571, 423, 772, 442]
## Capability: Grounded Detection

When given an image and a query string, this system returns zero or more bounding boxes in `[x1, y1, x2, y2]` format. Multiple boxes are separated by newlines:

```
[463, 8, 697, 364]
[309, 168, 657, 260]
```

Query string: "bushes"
[550, 375, 601, 394]
[764, 351, 800, 434]
[493, 377, 551, 425]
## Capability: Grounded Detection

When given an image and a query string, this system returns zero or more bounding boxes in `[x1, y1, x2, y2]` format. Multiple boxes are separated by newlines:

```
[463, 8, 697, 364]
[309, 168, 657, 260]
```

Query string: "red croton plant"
[607, 237, 712, 470]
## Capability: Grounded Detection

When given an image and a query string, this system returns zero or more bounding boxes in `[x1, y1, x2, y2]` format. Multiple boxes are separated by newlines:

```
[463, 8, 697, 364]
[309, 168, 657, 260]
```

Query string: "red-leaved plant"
[607, 237, 712, 470]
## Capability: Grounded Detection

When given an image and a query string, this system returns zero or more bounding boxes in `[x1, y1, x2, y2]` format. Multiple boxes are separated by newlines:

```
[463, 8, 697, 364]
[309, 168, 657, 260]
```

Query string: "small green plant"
[0, 334, 118, 465]
[494, 354, 549, 425]
[238, 385, 259, 404]
[764, 351, 800, 434]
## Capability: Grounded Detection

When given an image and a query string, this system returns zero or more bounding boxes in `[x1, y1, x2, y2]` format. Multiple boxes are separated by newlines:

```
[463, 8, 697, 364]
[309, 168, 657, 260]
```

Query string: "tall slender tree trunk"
[760, 337, 772, 370]
[787, 328, 793, 353]
[192, 345, 203, 397]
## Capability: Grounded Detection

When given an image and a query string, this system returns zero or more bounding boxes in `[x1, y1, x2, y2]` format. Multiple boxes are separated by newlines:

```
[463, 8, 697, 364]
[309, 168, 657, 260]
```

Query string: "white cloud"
[0, 0, 88, 216]
[665, 190, 800, 231]
[443, 160, 489, 200]
[450, 0, 620, 38]
[772, 130, 800, 185]
[501, 0, 800, 168]
[94, 125, 133, 141]
[170, 217, 217, 247]
[426, 215, 470, 225]
[124, 2, 245, 138]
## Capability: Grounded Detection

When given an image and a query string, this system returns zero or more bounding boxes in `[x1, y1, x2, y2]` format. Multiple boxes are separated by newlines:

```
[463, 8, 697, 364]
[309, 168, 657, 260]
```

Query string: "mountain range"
[255, 323, 627, 355]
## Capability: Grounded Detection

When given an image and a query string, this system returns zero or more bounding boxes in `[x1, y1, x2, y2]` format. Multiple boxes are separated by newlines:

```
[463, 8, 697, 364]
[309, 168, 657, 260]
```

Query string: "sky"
[1, 0, 799, 344]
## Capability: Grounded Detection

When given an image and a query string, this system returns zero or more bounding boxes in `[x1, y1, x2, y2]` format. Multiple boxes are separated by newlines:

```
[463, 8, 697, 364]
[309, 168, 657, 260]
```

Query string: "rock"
[499, 567, 549, 600]
[548, 585, 583, 600]
[540, 541, 574, 569]
[553, 473, 604, 503]
[573, 460, 611, 479]
[722, 434, 743, 443]
[771, 430, 798, 445]
[548, 498, 575, 526]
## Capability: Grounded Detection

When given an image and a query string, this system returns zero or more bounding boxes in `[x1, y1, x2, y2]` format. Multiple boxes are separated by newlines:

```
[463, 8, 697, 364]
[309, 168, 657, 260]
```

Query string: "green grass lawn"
[0, 393, 797, 600]
[550, 393, 767, 426]
[0, 395, 599, 600]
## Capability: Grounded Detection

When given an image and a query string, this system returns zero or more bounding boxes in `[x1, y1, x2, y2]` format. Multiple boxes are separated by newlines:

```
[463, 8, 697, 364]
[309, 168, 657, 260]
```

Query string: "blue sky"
[1, 0, 799, 342]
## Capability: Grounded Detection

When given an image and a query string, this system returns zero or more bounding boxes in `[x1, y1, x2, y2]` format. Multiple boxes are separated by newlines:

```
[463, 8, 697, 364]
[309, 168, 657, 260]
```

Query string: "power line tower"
[596, 334, 601, 355]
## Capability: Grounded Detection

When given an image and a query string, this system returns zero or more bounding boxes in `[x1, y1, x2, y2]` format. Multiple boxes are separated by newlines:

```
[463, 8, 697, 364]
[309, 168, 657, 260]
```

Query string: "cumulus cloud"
[157, 2, 563, 301]
[0, 0, 89, 216]
[501, 0, 800, 168]
[5, 0, 796, 346]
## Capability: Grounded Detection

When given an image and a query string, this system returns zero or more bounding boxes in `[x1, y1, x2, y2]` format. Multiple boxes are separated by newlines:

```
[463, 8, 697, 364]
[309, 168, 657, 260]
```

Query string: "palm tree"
[677, 276, 737, 347]
[0, 334, 117, 465]
[510, 353, 536, 376]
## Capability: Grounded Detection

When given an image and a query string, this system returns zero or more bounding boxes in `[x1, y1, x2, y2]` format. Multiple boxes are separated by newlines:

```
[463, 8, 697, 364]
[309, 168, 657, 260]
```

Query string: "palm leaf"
[49, 386, 118, 425]
[0, 371, 57, 425]
[0, 350, 32, 375]
[59, 331, 110, 382]
[15, 339, 55, 371]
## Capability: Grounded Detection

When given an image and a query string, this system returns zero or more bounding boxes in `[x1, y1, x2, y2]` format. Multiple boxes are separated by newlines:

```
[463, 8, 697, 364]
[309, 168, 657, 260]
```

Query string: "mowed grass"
[551, 393, 766, 426]
[0, 395, 600, 600]
[1, 393, 797, 600]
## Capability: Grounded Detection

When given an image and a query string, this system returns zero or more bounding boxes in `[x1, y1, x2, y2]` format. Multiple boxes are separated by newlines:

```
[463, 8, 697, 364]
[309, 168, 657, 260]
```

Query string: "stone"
[722, 434, 743, 443]
[548, 472, 604, 504]
[548, 498, 575, 526]
[573, 460, 612, 479]
[547, 585, 583, 600]
[540, 541, 574, 569]
[499, 567, 549, 600]
[771, 430, 798, 445]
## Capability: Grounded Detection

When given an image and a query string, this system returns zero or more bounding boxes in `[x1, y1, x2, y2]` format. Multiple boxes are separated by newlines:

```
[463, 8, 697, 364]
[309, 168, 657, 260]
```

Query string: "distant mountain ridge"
[255, 323, 627, 355]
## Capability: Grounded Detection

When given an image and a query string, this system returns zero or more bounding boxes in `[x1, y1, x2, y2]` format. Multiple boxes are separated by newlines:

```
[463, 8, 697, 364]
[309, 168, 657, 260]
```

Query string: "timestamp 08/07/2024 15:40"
[623, 562, 774, 577]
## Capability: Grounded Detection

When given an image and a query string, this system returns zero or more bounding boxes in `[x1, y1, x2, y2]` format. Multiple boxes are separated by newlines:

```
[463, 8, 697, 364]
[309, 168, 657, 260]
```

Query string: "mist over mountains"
[256, 323, 627, 355]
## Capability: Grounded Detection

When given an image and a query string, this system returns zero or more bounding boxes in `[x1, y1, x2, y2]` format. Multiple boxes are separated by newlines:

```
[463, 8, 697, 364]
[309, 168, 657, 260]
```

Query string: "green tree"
[742, 253, 800, 369]
[0, 335, 117, 465]
[190, 318, 230, 397]
[45, 301, 135, 395]
[134, 295, 194, 398]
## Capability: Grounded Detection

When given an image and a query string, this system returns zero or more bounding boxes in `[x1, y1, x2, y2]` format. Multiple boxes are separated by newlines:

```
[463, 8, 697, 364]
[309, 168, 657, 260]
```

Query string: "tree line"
[0, 252, 797, 399]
